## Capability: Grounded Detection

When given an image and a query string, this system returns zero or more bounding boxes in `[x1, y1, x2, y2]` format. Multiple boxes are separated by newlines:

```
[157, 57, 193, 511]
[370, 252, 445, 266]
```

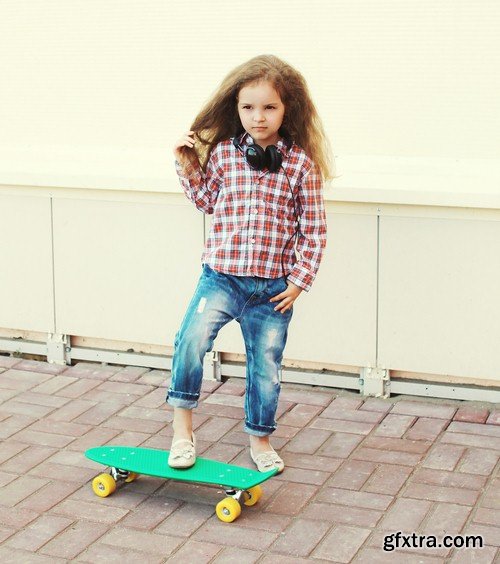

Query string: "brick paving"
[0, 356, 498, 563]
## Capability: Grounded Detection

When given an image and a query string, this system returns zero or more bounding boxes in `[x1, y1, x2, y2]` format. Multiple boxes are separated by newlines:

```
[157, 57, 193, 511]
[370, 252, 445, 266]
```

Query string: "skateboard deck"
[85, 445, 278, 522]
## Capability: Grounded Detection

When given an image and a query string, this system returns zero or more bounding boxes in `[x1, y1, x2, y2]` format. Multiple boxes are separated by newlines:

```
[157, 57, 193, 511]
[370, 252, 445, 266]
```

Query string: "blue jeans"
[166, 264, 294, 436]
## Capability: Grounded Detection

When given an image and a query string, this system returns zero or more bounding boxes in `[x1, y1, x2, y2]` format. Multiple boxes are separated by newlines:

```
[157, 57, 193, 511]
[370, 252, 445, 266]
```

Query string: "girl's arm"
[287, 164, 327, 292]
[173, 131, 222, 215]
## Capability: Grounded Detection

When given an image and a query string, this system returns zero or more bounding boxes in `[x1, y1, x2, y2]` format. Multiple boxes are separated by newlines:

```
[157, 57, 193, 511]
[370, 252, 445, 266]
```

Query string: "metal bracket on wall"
[203, 351, 221, 381]
[359, 366, 390, 398]
[47, 333, 71, 365]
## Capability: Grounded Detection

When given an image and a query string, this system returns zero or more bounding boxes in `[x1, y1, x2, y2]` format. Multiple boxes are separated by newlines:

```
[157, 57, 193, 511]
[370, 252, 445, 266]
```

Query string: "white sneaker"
[250, 447, 285, 473]
[168, 433, 196, 469]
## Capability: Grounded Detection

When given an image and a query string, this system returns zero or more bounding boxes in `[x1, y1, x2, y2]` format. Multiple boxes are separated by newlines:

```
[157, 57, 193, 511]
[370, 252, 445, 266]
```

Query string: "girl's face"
[237, 80, 285, 148]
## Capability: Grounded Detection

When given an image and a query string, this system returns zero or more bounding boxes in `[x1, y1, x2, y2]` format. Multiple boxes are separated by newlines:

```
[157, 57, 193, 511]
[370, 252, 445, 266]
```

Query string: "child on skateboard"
[167, 54, 333, 473]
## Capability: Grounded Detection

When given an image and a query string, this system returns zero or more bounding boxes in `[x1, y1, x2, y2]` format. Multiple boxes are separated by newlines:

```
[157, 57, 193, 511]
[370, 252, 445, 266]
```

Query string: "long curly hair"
[179, 54, 335, 181]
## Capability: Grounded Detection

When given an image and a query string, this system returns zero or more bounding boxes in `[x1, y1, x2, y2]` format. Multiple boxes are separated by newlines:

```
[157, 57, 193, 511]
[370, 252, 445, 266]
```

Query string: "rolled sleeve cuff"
[287, 264, 314, 292]
[175, 159, 202, 181]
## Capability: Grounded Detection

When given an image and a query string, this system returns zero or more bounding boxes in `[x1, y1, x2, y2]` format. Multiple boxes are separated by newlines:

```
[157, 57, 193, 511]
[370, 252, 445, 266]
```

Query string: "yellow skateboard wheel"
[216, 497, 242, 523]
[243, 485, 262, 506]
[92, 473, 116, 497]
[125, 472, 139, 483]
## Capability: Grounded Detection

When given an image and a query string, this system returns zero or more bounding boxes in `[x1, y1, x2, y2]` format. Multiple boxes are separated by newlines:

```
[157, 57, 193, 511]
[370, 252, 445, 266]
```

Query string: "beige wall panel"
[0, 195, 54, 332]
[214, 210, 378, 367]
[378, 215, 500, 380]
[53, 197, 204, 344]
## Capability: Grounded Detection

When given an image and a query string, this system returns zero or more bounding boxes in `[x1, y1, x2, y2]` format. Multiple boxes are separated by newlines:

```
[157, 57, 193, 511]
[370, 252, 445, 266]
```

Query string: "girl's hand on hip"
[269, 281, 303, 314]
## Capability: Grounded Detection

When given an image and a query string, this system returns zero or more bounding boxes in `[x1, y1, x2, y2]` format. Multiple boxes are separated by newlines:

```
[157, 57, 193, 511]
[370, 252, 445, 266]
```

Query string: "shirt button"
[251, 239, 255, 244]
[252, 209, 258, 214]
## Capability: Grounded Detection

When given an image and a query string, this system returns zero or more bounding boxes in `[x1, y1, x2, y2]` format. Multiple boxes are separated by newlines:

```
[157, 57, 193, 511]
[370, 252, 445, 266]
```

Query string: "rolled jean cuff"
[244, 421, 276, 437]
[166, 390, 199, 409]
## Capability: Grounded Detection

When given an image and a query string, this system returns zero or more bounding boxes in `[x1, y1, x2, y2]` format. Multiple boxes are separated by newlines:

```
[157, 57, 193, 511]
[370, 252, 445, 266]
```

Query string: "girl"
[167, 54, 333, 472]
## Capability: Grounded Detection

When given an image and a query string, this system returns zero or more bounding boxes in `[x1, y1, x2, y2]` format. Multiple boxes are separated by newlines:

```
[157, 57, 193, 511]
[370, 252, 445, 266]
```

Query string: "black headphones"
[232, 133, 293, 172]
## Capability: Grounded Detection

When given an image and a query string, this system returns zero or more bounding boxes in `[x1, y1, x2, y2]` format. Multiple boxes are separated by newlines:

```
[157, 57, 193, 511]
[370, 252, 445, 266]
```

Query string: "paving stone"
[17, 481, 81, 513]
[55, 378, 102, 398]
[458, 448, 499, 476]
[278, 388, 333, 407]
[284, 452, 342, 473]
[264, 482, 318, 515]
[319, 405, 384, 423]
[421, 502, 471, 535]
[45, 399, 96, 422]
[422, 443, 466, 471]
[30, 376, 78, 395]
[278, 403, 324, 427]
[76, 542, 164, 564]
[0, 356, 22, 368]
[317, 432, 364, 458]
[0, 400, 57, 418]
[217, 381, 246, 396]
[132, 387, 169, 408]
[269, 518, 331, 557]
[72, 402, 128, 425]
[81, 389, 144, 407]
[447, 421, 500, 437]
[486, 411, 500, 425]
[0, 475, 50, 507]
[329, 396, 364, 409]
[311, 417, 376, 435]
[195, 416, 240, 441]
[359, 397, 393, 413]
[49, 498, 130, 524]
[403, 483, 480, 505]
[405, 417, 450, 441]
[351, 447, 423, 466]
[354, 547, 445, 563]
[273, 466, 330, 486]
[448, 545, 498, 563]
[373, 413, 417, 437]
[391, 401, 457, 419]
[193, 519, 279, 550]
[27, 419, 93, 437]
[412, 468, 487, 490]
[213, 546, 262, 563]
[63, 362, 119, 380]
[312, 524, 371, 562]
[14, 391, 71, 408]
[5, 514, 74, 552]
[0, 415, 36, 441]
[283, 427, 332, 454]
[316, 487, 393, 510]
[0, 471, 17, 488]
[0, 506, 40, 529]
[0, 369, 53, 390]
[153, 503, 214, 537]
[326, 460, 377, 490]
[0, 440, 30, 465]
[362, 436, 431, 454]
[0, 546, 68, 563]
[454, 406, 490, 424]
[440, 432, 500, 451]
[363, 464, 413, 496]
[462, 523, 500, 547]
[109, 365, 150, 383]
[366, 529, 452, 558]
[379, 497, 432, 530]
[302, 501, 383, 528]
[167, 539, 223, 563]
[39, 520, 111, 559]
[9, 429, 76, 448]
[101, 415, 166, 434]
[11, 359, 68, 374]
[473, 508, 500, 527]
[66, 426, 122, 452]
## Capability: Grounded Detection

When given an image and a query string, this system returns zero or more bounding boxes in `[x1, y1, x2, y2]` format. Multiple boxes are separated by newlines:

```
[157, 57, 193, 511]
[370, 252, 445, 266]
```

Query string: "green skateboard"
[85, 445, 278, 522]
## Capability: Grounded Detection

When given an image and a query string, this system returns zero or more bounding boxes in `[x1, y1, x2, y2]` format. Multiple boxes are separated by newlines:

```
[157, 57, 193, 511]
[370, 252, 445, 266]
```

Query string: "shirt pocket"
[263, 193, 297, 234]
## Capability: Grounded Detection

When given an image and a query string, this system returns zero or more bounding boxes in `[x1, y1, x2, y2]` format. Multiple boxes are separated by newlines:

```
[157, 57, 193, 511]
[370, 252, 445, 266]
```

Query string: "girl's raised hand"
[173, 131, 196, 164]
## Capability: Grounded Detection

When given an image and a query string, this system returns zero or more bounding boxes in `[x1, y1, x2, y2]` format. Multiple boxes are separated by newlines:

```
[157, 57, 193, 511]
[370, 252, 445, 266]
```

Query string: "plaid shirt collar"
[238, 131, 293, 158]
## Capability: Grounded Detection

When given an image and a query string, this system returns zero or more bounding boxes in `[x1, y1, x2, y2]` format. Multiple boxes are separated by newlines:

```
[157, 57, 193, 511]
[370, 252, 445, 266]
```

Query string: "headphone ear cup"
[265, 145, 282, 173]
[245, 144, 265, 170]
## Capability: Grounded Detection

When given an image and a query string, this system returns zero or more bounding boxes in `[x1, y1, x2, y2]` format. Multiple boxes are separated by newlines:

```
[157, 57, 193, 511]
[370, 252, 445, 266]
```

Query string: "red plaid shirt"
[175, 132, 327, 292]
